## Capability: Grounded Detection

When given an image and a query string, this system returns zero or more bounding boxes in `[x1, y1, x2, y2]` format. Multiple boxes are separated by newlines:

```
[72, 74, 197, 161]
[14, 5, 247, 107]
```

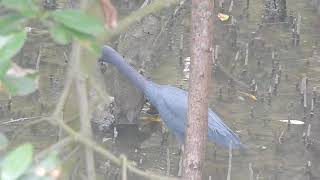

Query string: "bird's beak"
[98, 57, 111, 68]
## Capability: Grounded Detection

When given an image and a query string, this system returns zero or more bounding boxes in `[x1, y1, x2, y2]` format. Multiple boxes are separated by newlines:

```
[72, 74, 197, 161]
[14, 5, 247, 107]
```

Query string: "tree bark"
[182, 0, 213, 180]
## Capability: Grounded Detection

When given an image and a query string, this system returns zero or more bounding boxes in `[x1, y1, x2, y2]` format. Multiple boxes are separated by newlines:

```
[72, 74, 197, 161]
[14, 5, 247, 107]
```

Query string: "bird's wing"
[160, 86, 231, 137]
[159, 86, 188, 135]
[208, 109, 227, 136]
[160, 86, 188, 117]
[159, 85, 241, 147]
[208, 109, 241, 147]
[160, 86, 229, 135]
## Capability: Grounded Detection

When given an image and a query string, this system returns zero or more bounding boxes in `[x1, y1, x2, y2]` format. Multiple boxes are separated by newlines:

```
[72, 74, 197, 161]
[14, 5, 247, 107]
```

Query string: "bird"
[100, 45, 242, 149]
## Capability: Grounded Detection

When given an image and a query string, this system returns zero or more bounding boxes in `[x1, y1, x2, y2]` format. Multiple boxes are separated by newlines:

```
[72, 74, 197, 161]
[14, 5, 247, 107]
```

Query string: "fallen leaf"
[238, 91, 257, 101]
[218, 13, 230, 22]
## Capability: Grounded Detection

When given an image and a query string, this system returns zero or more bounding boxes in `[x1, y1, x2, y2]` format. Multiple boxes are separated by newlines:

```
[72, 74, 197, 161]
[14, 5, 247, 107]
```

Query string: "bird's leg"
[177, 145, 184, 176]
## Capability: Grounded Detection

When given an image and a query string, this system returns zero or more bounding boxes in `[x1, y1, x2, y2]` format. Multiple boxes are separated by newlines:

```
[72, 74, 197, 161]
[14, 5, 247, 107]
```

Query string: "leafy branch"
[0, 0, 179, 179]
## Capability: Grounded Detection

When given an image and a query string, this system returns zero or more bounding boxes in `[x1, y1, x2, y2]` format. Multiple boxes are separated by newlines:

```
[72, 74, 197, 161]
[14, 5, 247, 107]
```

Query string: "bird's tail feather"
[208, 109, 243, 149]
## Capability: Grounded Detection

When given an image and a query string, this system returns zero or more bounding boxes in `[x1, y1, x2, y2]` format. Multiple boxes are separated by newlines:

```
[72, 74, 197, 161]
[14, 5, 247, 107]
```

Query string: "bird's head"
[99, 45, 119, 65]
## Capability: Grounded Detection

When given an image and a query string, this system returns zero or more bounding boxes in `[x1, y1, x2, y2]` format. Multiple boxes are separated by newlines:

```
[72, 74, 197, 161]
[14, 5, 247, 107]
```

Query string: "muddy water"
[131, 0, 320, 179]
[1, 0, 320, 179]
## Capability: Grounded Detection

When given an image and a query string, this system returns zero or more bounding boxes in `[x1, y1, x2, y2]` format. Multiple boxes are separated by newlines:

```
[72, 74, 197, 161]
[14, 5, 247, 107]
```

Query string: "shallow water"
[133, 0, 320, 179]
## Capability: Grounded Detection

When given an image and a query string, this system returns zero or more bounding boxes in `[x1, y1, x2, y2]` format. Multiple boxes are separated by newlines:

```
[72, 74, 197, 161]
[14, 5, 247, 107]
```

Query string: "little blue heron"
[100, 45, 242, 149]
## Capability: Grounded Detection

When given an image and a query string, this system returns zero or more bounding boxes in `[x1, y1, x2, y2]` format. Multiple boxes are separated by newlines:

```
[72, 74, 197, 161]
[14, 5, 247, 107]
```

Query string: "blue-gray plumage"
[100, 45, 242, 149]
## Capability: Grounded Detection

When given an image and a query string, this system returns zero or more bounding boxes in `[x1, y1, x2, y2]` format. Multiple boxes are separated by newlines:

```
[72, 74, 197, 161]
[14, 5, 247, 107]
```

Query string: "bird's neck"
[111, 58, 147, 92]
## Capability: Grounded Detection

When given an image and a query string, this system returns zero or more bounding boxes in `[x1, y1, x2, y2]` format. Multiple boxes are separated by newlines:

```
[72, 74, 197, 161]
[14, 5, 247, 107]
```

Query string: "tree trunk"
[182, 0, 213, 179]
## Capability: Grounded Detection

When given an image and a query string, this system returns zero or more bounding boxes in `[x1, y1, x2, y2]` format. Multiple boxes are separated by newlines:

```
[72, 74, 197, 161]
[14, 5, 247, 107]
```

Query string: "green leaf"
[68, 28, 100, 54]
[20, 175, 52, 180]
[0, 133, 8, 151]
[20, 153, 60, 180]
[1, 143, 33, 180]
[0, 14, 24, 34]
[1, 0, 39, 17]
[2, 73, 39, 96]
[49, 21, 99, 52]
[51, 9, 105, 36]
[0, 31, 27, 78]
[49, 24, 72, 45]
[52, 25, 100, 54]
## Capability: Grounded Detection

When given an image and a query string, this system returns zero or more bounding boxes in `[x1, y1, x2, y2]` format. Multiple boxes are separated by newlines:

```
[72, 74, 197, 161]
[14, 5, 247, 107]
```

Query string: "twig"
[0, 116, 44, 126]
[140, 0, 150, 9]
[75, 73, 96, 180]
[71, 159, 81, 180]
[278, 128, 285, 144]
[216, 61, 250, 89]
[74, 62, 96, 180]
[301, 76, 307, 109]
[179, 33, 184, 62]
[244, 43, 249, 66]
[120, 154, 128, 180]
[51, 29, 85, 119]
[70, 11, 96, 180]
[227, 142, 232, 180]
[10, 117, 48, 141]
[296, 13, 301, 36]
[62, 145, 81, 162]
[46, 117, 178, 180]
[228, 0, 233, 12]
[153, 0, 186, 45]
[307, 123, 311, 138]
[58, 0, 96, 179]
[234, 51, 239, 62]
[58, 116, 64, 141]
[249, 163, 253, 180]
[51, 63, 74, 118]
[105, 0, 179, 41]
[35, 136, 74, 162]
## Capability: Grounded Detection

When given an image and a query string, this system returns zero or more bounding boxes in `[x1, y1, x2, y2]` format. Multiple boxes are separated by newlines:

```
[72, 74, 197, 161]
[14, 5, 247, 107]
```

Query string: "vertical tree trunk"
[182, 0, 213, 179]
